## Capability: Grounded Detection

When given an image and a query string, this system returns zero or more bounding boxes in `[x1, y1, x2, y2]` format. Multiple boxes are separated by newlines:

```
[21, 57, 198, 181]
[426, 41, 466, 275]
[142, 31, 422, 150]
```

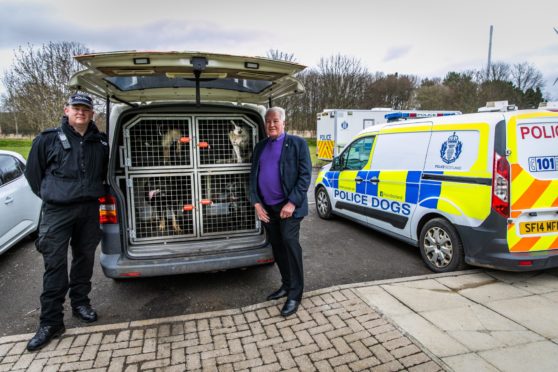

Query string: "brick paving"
[0, 287, 445, 371]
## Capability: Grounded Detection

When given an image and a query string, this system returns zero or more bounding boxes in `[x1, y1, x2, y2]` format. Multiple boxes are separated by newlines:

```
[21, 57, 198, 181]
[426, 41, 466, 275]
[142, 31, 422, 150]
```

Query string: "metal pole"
[486, 25, 493, 80]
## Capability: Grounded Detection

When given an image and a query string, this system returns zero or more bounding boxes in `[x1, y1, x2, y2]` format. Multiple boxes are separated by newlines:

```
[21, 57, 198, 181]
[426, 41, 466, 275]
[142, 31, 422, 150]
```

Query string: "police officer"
[25, 94, 109, 352]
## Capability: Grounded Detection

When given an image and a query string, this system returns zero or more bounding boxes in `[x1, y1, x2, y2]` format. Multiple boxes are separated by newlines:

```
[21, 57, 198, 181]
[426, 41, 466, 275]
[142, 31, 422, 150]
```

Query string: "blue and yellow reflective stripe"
[418, 171, 443, 208]
[324, 169, 446, 208]
[405, 171, 421, 203]
[323, 171, 339, 189]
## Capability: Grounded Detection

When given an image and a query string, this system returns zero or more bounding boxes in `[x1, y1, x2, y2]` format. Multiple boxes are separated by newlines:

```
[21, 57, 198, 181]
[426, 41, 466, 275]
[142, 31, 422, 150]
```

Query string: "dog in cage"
[144, 178, 182, 233]
[161, 129, 183, 165]
[228, 121, 251, 163]
[213, 180, 250, 222]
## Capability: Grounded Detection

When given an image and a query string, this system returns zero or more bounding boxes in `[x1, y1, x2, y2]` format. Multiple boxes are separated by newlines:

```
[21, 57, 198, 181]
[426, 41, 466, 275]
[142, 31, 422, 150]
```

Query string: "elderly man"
[25, 94, 109, 351]
[250, 107, 312, 317]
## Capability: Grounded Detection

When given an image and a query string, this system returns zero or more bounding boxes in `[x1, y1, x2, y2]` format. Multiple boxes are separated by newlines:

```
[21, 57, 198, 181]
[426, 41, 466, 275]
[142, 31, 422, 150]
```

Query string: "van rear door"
[507, 112, 558, 253]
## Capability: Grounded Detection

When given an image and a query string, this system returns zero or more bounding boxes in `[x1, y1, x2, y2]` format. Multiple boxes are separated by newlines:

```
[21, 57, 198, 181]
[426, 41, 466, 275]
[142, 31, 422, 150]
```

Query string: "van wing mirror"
[331, 156, 341, 170]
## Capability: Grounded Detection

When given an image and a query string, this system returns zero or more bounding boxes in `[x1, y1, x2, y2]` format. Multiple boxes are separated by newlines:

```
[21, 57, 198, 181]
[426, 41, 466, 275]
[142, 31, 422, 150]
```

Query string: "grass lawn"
[0, 138, 33, 159]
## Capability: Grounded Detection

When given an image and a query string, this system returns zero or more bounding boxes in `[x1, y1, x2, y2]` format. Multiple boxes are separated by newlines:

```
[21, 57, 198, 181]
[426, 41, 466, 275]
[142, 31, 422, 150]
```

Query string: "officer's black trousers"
[36, 202, 102, 327]
[263, 203, 304, 301]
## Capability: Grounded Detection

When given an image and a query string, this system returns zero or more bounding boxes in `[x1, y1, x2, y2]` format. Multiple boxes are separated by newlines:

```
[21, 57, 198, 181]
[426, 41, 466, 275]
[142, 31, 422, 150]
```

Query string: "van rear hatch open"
[69, 51, 306, 105]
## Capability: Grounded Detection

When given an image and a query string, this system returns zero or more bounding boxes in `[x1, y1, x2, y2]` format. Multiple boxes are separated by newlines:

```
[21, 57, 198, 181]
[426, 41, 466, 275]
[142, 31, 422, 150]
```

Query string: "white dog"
[228, 121, 250, 163]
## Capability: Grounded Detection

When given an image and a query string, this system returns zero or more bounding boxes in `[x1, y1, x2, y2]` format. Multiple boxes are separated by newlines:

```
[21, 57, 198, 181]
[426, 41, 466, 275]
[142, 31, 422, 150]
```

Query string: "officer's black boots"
[27, 325, 65, 352]
[72, 305, 98, 323]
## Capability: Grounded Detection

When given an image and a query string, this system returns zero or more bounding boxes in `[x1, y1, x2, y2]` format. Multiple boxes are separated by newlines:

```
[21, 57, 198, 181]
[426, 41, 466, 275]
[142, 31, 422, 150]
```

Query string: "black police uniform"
[25, 115, 108, 327]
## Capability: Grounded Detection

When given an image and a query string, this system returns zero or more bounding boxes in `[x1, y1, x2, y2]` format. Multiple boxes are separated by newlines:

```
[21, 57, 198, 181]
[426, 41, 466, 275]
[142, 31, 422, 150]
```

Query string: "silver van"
[69, 51, 306, 278]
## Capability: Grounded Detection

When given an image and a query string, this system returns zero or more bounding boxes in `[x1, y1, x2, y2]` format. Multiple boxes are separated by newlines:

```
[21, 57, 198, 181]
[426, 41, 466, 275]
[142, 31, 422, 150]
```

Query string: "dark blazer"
[250, 133, 312, 218]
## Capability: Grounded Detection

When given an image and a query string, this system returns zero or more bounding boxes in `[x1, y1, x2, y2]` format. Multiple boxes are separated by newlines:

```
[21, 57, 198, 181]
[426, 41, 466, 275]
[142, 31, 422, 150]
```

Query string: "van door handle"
[355, 177, 364, 184]
[368, 177, 379, 184]
[4, 196, 14, 205]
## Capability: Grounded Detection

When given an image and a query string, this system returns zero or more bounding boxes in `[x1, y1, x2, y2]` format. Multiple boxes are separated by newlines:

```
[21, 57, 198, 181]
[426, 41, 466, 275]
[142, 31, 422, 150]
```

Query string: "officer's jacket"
[249, 133, 312, 218]
[25, 116, 109, 205]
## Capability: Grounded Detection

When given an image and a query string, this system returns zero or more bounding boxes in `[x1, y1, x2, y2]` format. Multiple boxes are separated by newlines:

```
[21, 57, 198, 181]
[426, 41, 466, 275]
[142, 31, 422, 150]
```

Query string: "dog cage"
[120, 114, 259, 243]
[196, 117, 256, 167]
[128, 174, 196, 242]
[199, 172, 257, 236]
[124, 116, 193, 170]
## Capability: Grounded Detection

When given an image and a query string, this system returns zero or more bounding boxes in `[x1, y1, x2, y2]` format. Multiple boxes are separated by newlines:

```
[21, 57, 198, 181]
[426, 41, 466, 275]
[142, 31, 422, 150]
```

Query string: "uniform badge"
[440, 132, 462, 164]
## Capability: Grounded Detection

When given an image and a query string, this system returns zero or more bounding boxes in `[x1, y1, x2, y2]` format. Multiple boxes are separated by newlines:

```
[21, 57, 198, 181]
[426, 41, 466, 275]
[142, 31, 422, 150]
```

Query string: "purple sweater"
[257, 134, 286, 205]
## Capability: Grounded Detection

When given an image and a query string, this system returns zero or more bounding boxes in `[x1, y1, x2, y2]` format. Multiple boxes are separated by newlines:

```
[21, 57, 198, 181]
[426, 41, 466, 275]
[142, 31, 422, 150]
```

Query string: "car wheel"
[419, 218, 464, 273]
[315, 187, 333, 219]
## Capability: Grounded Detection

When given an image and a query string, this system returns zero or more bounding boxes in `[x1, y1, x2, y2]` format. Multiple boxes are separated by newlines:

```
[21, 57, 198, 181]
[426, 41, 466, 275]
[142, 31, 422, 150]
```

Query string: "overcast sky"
[1, 0, 557, 100]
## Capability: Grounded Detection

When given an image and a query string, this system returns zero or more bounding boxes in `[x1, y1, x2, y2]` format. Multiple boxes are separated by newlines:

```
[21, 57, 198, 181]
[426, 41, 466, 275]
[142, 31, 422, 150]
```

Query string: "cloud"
[0, 1, 271, 54]
[0, 1, 67, 48]
[382, 46, 412, 62]
[86, 20, 269, 52]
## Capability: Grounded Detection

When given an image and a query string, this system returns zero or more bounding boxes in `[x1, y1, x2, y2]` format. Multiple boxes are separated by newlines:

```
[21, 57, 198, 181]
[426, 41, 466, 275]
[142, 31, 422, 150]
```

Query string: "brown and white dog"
[162, 129, 183, 165]
[144, 178, 182, 233]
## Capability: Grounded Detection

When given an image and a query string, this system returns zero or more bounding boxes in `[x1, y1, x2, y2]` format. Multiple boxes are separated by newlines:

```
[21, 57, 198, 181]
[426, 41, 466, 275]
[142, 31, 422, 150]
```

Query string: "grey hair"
[265, 107, 286, 121]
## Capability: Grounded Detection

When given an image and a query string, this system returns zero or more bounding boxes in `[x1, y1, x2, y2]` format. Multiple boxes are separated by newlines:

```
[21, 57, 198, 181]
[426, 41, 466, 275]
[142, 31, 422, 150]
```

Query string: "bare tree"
[486, 62, 511, 81]
[1, 41, 90, 134]
[266, 49, 297, 62]
[315, 54, 369, 109]
[511, 62, 543, 92]
[367, 73, 418, 109]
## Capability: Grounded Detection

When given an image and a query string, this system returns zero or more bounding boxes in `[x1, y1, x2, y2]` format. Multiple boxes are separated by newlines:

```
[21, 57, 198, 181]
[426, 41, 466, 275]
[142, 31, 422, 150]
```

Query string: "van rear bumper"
[100, 244, 273, 278]
[457, 220, 558, 271]
[466, 249, 558, 271]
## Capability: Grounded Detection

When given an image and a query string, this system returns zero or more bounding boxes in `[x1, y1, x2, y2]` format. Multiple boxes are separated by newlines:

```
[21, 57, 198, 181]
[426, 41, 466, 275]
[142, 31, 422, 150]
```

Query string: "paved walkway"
[1, 269, 558, 371]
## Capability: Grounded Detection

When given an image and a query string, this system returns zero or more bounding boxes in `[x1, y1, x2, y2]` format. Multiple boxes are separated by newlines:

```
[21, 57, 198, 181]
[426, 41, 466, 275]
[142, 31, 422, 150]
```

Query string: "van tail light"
[99, 195, 118, 224]
[492, 152, 510, 217]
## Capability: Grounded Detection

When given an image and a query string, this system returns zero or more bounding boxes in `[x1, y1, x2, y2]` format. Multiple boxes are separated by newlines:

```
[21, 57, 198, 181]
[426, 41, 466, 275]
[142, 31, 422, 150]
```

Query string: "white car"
[0, 150, 42, 254]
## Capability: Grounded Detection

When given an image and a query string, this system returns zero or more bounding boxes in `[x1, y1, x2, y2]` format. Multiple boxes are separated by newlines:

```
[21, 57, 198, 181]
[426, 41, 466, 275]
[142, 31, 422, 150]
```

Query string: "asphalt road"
[0, 178, 431, 337]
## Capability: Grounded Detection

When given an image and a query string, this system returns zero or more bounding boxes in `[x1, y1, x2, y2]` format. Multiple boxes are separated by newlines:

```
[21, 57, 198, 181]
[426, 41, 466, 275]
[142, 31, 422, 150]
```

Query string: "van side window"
[339, 136, 374, 170]
[371, 132, 430, 170]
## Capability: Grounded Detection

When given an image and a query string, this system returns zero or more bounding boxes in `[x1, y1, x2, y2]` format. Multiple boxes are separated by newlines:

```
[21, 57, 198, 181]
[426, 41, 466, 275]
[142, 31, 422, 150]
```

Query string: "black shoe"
[27, 325, 65, 352]
[72, 305, 98, 323]
[267, 287, 288, 301]
[280, 299, 300, 317]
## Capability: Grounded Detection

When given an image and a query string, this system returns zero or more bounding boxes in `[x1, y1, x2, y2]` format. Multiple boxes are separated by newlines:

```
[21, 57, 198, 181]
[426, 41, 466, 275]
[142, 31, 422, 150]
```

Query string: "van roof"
[355, 109, 555, 137]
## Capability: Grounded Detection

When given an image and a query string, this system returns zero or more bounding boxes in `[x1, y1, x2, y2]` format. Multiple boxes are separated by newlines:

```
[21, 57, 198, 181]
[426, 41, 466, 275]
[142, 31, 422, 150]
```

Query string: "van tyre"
[419, 218, 464, 273]
[315, 187, 333, 219]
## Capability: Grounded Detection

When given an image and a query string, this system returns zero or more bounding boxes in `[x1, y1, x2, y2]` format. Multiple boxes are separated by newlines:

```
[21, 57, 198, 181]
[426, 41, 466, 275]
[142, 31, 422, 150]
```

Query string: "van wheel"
[419, 218, 464, 273]
[315, 187, 333, 219]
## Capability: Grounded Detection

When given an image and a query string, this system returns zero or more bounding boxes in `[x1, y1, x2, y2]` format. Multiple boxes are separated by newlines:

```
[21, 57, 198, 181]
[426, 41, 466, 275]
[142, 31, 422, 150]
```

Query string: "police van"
[314, 105, 558, 272]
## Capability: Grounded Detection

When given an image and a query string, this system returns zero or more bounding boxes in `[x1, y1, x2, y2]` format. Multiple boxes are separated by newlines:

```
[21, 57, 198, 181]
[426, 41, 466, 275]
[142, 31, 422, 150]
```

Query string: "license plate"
[520, 220, 558, 235]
